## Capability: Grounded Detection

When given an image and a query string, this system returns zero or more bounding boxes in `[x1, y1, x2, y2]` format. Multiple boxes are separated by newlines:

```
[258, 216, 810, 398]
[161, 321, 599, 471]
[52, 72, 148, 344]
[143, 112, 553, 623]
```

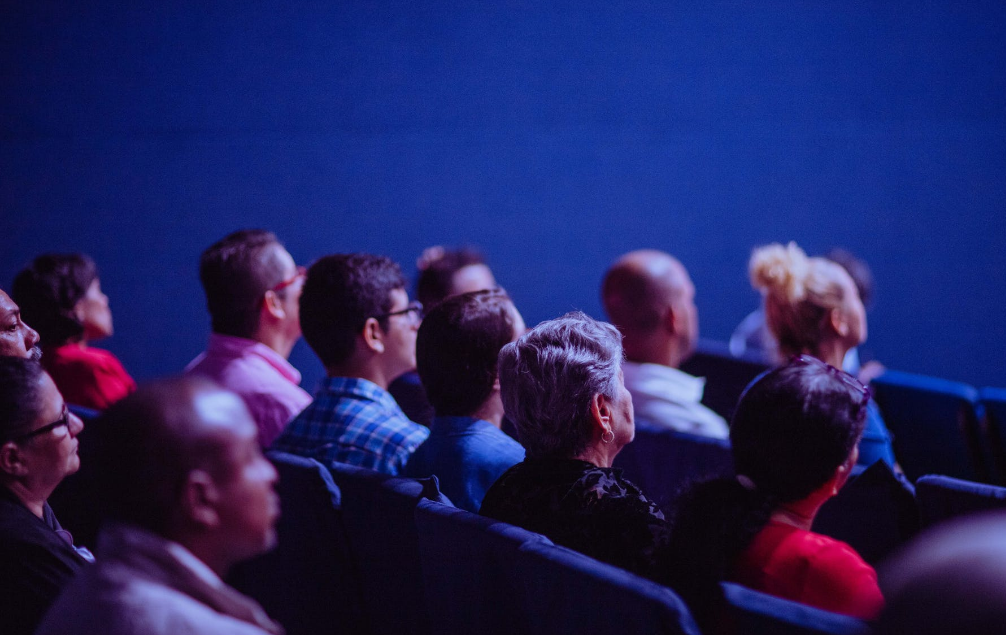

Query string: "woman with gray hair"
[479, 311, 668, 581]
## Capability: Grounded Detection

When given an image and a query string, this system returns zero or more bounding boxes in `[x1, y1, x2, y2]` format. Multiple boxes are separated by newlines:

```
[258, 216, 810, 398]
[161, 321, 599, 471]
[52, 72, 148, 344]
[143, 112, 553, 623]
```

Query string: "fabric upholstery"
[328, 461, 448, 635]
[720, 582, 871, 635]
[870, 370, 986, 482]
[679, 338, 771, 421]
[613, 422, 733, 515]
[813, 460, 919, 565]
[227, 452, 368, 635]
[916, 473, 1006, 528]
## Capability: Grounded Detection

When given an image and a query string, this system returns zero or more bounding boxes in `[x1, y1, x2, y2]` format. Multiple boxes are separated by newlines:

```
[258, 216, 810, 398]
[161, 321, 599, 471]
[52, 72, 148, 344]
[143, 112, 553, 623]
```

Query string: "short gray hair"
[498, 311, 624, 459]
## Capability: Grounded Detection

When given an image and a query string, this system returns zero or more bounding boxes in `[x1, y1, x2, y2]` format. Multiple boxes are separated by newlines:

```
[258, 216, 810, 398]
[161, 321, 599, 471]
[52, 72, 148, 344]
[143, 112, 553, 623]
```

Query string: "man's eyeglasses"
[371, 301, 424, 324]
[12, 405, 70, 442]
[270, 266, 307, 293]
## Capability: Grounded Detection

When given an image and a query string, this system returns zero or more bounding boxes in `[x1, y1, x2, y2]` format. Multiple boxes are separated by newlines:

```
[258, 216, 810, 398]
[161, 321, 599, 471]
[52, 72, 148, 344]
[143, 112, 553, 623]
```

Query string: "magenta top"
[185, 333, 312, 447]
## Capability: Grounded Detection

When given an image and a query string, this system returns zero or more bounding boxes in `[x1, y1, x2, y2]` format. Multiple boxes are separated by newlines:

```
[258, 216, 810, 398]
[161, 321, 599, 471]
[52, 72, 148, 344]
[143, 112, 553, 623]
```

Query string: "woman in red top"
[12, 254, 135, 411]
[663, 355, 882, 628]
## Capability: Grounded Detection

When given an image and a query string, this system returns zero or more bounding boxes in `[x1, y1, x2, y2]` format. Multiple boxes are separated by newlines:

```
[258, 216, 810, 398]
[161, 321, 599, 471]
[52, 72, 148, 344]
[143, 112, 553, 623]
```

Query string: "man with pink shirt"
[186, 230, 311, 447]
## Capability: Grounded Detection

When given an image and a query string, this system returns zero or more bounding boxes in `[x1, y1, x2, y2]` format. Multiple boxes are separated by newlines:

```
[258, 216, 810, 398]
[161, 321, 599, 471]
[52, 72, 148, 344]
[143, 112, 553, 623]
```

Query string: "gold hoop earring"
[601, 429, 615, 444]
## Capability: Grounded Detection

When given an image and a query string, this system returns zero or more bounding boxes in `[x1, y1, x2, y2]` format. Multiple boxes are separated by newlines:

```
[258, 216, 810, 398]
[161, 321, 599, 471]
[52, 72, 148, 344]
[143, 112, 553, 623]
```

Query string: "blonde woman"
[749, 242, 895, 468]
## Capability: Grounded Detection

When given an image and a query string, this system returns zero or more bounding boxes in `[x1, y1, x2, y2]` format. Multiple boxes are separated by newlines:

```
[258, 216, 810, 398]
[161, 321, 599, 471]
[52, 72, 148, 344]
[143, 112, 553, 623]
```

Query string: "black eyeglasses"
[12, 405, 71, 442]
[371, 301, 424, 323]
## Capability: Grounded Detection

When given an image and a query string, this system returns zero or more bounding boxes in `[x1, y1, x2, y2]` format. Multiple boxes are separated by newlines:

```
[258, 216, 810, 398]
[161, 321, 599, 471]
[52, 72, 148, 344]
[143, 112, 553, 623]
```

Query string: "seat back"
[614, 423, 733, 515]
[813, 460, 918, 565]
[979, 387, 1006, 484]
[517, 541, 702, 635]
[228, 452, 368, 635]
[328, 461, 447, 635]
[720, 583, 871, 635]
[869, 370, 986, 482]
[915, 474, 1006, 528]
[680, 338, 771, 421]
[414, 498, 699, 634]
[414, 498, 553, 634]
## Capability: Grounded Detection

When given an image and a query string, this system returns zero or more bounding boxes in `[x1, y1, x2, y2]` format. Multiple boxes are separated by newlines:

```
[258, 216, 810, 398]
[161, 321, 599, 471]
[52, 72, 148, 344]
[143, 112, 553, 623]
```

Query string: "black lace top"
[479, 458, 670, 581]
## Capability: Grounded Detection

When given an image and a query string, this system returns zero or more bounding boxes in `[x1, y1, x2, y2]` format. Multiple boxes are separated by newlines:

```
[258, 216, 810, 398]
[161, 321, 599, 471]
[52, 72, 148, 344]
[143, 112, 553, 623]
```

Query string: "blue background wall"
[3, 1, 1004, 392]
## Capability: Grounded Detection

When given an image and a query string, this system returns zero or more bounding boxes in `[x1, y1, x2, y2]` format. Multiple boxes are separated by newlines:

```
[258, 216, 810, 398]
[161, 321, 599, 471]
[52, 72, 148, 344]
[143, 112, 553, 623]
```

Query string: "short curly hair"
[498, 311, 623, 459]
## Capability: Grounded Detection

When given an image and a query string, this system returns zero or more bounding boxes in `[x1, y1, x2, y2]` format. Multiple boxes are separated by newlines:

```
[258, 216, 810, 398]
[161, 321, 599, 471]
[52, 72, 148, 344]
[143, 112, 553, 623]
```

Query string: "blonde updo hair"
[749, 242, 852, 358]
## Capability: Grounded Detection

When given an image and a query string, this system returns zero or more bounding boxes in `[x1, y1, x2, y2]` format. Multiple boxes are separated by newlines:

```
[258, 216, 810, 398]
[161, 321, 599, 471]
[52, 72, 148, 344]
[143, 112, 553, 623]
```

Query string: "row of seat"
[681, 341, 1006, 485]
[616, 423, 1006, 565]
[229, 452, 883, 635]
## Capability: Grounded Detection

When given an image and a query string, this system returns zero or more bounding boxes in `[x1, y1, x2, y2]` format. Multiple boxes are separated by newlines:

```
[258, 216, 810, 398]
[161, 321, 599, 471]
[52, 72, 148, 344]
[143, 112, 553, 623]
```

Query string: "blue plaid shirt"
[271, 376, 429, 475]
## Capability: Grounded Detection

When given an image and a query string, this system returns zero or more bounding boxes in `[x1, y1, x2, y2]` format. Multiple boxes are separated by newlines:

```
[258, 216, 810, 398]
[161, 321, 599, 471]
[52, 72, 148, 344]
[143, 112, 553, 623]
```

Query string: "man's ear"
[829, 307, 850, 337]
[0, 442, 27, 477]
[180, 470, 221, 530]
[662, 304, 679, 336]
[361, 317, 385, 354]
[261, 290, 286, 321]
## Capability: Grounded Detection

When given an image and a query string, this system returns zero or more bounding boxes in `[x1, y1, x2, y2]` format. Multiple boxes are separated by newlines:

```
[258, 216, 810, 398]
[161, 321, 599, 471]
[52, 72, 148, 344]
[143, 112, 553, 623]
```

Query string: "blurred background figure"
[602, 249, 728, 439]
[391, 245, 498, 427]
[0, 358, 91, 635]
[0, 288, 42, 360]
[36, 377, 282, 635]
[12, 253, 135, 411]
[731, 246, 885, 383]
[877, 512, 1006, 635]
[664, 356, 881, 630]
[745, 241, 895, 468]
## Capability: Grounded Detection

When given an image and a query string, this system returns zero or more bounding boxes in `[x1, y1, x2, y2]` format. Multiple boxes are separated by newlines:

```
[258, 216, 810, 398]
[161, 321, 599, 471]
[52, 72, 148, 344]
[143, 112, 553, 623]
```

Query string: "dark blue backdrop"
[3, 1, 1004, 392]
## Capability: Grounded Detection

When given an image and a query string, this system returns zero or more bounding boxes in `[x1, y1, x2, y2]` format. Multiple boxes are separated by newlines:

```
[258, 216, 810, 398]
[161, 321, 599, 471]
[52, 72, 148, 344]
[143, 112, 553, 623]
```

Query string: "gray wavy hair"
[498, 311, 624, 459]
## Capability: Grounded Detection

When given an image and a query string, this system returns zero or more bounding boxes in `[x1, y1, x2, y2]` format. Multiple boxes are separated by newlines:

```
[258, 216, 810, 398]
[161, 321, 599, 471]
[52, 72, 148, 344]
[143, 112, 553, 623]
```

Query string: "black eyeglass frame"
[370, 301, 424, 322]
[10, 405, 71, 443]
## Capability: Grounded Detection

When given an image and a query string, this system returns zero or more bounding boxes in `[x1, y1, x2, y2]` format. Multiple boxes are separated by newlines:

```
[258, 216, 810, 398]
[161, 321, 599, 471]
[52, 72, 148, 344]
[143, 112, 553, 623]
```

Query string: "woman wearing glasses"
[0, 357, 91, 635]
[12, 253, 135, 411]
[748, 241, 895, 468]
[663, 357, 883, 627]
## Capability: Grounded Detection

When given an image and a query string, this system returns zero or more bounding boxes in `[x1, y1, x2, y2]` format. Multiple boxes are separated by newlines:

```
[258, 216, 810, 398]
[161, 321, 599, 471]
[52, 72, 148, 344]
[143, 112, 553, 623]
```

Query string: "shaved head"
[601, 250, 698, 366]
[93, 377, 256, 532]
[602, 250, 690, 331]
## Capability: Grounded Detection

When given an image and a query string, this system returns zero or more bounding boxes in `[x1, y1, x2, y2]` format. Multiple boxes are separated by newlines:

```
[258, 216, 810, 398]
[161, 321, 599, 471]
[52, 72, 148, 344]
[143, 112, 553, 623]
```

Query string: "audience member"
[186, 230, 312, 448]
[601, 249, 728, 439]
[405, 289, 526, 512]
[664, 356, 883, 627]
[0, 288, 41, 360]
[731, 247, 885, 382]
[480, 311, 668, 581]
[0, 358, 91, 635]
[747, 241, 896, 468]
[390, 245, 498, 426]
[12, 254, 135, 410]
[271, 254, 429, 475]
[35, 377, 283, 635]
[877, 512, 1006, 635]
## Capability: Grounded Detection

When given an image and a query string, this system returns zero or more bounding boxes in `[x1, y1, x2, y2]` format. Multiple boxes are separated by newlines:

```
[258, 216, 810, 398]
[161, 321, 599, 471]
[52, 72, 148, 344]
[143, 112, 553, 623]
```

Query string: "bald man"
[36, 377, 283, 635]
[601, 250, 728, 439]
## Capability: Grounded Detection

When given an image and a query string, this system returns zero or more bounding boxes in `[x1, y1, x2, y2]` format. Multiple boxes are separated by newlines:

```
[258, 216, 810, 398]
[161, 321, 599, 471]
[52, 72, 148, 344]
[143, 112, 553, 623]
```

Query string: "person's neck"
[252, 327, 296, 360]
[326, 359, 393, 391]
[574, 443, 618, 469]
[623, 332, 684, 369]
[469, 394, 505, 428]
[3, 480, 49, 518]
[808, 340, 848, 370]
[770, 495, 827, 532]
